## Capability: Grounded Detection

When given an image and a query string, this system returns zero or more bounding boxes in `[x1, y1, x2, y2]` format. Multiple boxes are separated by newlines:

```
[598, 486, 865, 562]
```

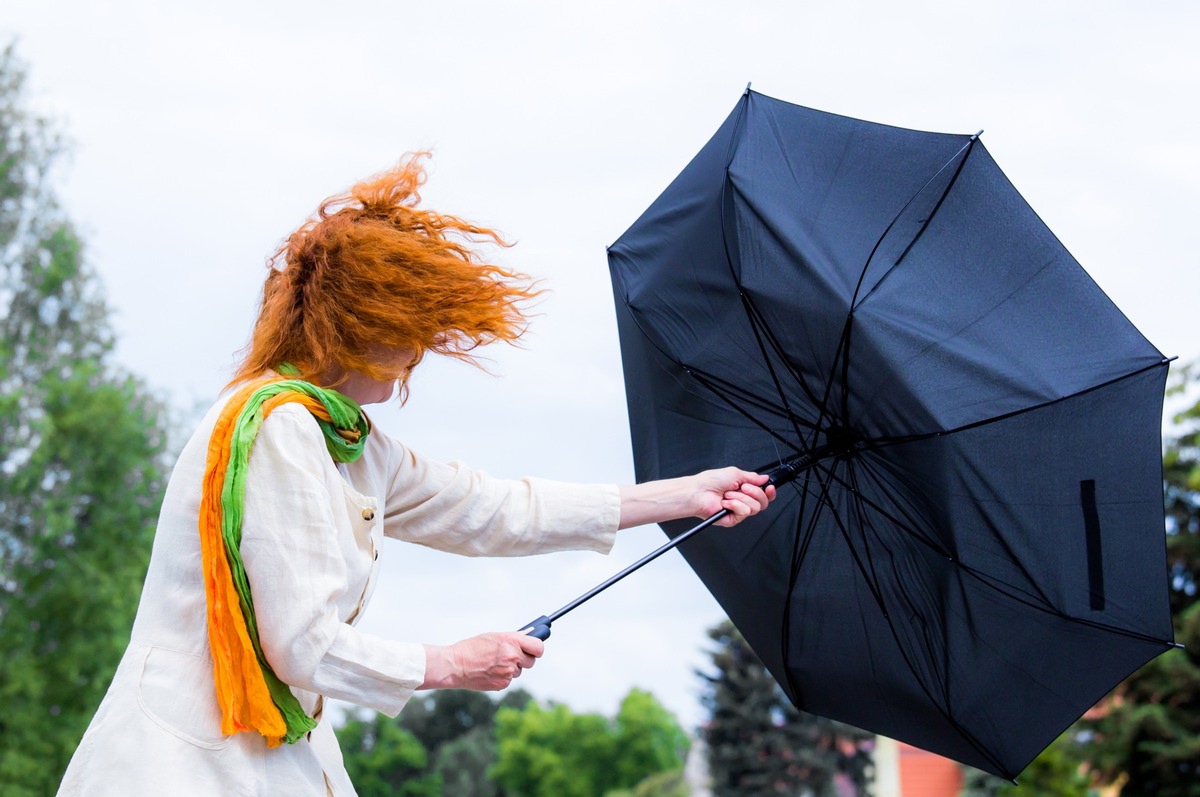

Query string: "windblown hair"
[232, 153, 540, 400]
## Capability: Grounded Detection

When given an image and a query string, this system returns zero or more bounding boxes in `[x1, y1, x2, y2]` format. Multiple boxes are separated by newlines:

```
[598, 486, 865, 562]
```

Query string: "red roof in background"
[899, 742, 963, 797]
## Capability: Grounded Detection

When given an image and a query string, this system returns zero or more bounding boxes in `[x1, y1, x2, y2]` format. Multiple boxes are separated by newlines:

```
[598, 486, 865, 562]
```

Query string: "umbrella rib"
[859, 357, 1170, 452]
[717, 179, 841, 444]
[720, 169, 842, 445]
[819, 461, 955, 560]
[737, 291, 817, 447]
[845, 460, 896, 626]
[779, 467, 837, 705]
[684, 364, 816, 430]
[821, 465, 892, 619]
[825, 459, 1176, 648]
[822, 136, 980, 426]
[833, 456, 1057, 611]
[719, 151, 822, 448]
[853, 454, 1057, 610]
[684, 368, 808, 455]
[821, 465, 1012, 777]
[848, 135, 980, 311]
[738, 291, 832, 434]
[958, 563, 1177, 648]
[848, 461, 968, 717]
[853, 137, 980, 309]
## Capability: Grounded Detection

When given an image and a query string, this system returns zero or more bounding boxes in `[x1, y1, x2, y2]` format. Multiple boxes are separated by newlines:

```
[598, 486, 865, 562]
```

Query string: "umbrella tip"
[745, 81, 753, 95]
[971, 129, 985, 140]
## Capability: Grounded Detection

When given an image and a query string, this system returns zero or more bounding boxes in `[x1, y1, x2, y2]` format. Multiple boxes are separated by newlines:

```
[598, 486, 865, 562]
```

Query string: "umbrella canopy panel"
[608, 90, 1173, 779]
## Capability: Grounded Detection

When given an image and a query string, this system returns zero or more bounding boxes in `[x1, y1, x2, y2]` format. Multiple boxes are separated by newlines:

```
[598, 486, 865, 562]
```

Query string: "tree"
[611, 688, 691, 789]
[607, 769, 690, 797]
[397, 688, 503, 754]
[492, 701, 621, 797]
[0, 44, 170, 795]
[1163, 364, 1200, 619]
[961, 730, 1092, 797]
[491, 690, 689, 797]
[433, 726, 498, 797]
[336, 688, 533, 797]
[698, 620, 874, 797]
[337, 712, 441, 797]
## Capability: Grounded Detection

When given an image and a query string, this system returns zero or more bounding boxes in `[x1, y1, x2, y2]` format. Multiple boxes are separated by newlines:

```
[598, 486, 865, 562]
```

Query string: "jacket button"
[362, 508, 375, 521]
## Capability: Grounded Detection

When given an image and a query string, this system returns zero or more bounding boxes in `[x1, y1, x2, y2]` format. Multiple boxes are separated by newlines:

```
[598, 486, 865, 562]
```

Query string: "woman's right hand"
[419, 631, 544, 691]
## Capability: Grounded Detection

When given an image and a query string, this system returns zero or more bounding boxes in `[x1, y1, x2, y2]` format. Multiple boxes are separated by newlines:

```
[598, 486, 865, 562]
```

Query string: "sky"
[4, 1, 1199, 732]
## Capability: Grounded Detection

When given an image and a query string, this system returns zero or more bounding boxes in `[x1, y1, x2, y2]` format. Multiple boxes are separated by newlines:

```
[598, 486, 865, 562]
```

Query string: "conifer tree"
[699, 620, 874, 797]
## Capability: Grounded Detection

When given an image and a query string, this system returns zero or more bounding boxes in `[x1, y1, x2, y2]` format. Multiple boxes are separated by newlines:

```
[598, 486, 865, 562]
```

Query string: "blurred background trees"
[0, 44, 170, 795]
[699, 619, 874, 797]
[337, 687, 689, 797]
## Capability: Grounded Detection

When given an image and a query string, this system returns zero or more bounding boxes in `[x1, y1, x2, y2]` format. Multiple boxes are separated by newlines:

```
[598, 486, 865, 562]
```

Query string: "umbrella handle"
[766, 445, 833, 487]
[519, 615, 553, 641]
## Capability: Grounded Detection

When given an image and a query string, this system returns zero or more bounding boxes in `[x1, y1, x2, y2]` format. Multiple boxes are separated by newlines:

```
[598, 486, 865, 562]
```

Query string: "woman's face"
[331, 347, 417, 405]
[337, 369, 400, 405]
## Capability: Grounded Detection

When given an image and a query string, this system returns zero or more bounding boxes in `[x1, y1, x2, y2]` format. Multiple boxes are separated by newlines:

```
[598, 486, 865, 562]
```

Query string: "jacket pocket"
[136, 646, 233, 749]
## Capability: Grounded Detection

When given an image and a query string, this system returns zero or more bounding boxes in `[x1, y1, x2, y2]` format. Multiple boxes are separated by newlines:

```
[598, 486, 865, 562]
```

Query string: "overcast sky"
[5, 1, 1198, 731]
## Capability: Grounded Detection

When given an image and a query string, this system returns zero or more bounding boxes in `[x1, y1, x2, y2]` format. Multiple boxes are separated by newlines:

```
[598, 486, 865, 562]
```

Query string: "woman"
[57, 155, 775, 796]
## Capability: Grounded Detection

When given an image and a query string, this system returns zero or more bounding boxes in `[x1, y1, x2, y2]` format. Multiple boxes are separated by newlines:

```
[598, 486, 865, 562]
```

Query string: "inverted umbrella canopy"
[606, 89, 1175, 779]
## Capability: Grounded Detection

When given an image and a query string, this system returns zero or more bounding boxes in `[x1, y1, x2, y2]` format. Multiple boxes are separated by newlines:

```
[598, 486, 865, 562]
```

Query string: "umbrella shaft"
[538, 448, 831, 629]
[547, 508, 732, 622]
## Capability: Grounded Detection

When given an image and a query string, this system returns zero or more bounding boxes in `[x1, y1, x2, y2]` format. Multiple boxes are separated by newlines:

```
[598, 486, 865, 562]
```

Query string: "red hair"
[232, 153, 540, 399]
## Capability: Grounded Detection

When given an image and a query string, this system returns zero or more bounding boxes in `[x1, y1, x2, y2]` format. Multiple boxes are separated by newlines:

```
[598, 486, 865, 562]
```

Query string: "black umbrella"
[597, 88, 1175, 780]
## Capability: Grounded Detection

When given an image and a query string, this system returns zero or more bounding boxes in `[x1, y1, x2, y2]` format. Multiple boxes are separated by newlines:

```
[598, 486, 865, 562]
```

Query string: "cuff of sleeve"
[310, 627, 426, 718]
[525, 479, 621, 555]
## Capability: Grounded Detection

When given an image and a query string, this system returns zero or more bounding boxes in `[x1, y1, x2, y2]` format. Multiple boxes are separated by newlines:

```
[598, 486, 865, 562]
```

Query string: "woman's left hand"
[690, 467, 776, 527]
[618, 467, 777, 529]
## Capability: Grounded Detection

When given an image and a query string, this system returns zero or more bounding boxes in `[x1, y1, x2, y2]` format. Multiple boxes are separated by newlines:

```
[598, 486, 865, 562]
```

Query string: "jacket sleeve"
[378, 436, 621, 557]
[239, 407, 425, 717]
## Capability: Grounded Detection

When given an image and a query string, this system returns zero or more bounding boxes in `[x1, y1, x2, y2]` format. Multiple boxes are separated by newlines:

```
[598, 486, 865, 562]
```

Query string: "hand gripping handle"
[521, 615, 552, 641]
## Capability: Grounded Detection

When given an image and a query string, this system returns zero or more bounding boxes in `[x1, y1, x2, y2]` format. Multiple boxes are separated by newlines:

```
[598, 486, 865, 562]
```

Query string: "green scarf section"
[217, 375, 370, 743]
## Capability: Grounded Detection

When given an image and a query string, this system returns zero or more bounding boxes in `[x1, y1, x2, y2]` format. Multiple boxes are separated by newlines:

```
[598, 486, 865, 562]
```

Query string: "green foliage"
[1164, 364, 1200, 617]
[1079, 602, 1200, 796]
[962, 730, 1092, 797]
[340, 687, 686, 797]
[337, 713, 441, 797]
[0, 43, 170, 795]
[433, 727, 497, 797]
[999, 734, 1092, 797]
[607, 768, 690, 797]
[398, 687, 501, 753]
[612, 689, 691, 788]
[493, 702, 620, 797]
[491, 690, 688, 797]
[699, 620, 873, 797]
[399, 689, 533, 796]
[336, 689, 531, 797]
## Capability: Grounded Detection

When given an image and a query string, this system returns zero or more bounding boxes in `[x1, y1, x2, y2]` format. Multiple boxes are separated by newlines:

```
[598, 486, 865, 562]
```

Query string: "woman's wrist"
[419, 643, 460, 690]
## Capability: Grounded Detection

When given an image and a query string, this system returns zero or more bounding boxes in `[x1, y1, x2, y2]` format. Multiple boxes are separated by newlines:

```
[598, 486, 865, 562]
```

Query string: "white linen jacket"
[57, 395, 620, 796]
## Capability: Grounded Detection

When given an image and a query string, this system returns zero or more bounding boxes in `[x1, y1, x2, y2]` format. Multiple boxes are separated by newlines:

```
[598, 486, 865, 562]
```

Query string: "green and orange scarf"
[199, 372, 370, 746]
